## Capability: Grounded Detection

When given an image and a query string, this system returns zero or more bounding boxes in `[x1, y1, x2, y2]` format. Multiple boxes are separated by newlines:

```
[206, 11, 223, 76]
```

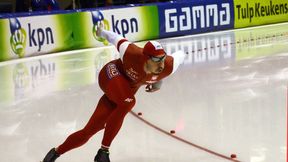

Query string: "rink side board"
[157, 1, 235, 38]
[234, 0, 288, 28]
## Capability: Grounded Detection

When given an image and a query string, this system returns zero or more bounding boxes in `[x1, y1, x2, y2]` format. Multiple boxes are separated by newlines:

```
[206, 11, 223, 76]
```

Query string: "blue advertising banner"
[158, 1, 235, 38]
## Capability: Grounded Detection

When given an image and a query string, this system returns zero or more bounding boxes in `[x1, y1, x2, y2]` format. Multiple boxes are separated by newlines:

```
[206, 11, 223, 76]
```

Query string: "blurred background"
[0, 0, 172, 13]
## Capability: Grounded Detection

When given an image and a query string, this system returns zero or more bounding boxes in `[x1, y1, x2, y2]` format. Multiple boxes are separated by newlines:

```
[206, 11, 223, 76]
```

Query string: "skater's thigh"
[99, 63, 134, 104]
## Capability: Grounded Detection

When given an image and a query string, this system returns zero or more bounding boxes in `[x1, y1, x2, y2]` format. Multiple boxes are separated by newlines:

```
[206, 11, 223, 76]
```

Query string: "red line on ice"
[130, 111, 241, 162]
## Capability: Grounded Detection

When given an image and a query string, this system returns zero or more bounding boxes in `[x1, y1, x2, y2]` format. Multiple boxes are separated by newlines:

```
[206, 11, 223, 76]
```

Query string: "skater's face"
[146, 54, 166, 74]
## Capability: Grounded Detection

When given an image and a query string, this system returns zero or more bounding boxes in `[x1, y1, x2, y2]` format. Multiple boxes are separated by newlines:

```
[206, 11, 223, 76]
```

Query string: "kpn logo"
[9, 18, 27, 58]
[91, 10, 110, 45]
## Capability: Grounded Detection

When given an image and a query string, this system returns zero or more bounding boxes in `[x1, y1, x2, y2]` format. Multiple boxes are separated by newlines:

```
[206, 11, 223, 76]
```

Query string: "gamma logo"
[91, 10, 110, 45]
[9, 18, 27, 58]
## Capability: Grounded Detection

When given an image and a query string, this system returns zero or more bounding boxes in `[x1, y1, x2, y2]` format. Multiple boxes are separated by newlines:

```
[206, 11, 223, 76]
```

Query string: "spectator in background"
[113, 0, 169, 6]
[31, 0, 60, 11]
[14, 0, 171, 13]
[143, 0, 171, 3]
[77, 0, 113, 8]
[15, 0, 31, 12]
[77, 0, 95, 8]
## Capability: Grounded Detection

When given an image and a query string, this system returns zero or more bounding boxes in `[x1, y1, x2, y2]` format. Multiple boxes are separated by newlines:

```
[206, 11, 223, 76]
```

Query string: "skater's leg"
[94, 74, 135, 162]
[56, 94, 116, 155]
[100, 75, 136, 148]
[101, 97, 135, 148]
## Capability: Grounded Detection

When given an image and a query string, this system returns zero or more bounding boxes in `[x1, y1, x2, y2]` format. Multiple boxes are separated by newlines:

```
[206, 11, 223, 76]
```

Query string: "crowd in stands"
[0, 0, 172, 13]
[77, 0, 172, 8]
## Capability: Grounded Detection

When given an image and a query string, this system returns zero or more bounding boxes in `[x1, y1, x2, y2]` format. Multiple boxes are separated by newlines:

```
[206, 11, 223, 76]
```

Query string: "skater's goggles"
[150, 54, 167, 62]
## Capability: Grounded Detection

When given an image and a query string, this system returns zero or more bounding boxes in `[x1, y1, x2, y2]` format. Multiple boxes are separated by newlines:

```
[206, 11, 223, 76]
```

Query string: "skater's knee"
[80, 128, 98, 138]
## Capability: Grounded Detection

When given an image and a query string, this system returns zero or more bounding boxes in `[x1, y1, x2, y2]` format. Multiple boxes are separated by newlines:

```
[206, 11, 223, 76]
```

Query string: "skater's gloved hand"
[145, 81, 162, 93]
[145, 84, 159, 92]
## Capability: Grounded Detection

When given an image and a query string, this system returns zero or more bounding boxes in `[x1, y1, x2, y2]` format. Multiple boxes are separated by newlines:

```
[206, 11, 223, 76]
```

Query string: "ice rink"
[0, 23, 287, 162]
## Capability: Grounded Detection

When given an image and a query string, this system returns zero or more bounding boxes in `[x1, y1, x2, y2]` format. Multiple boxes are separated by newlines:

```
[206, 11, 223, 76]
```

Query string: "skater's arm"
[97, 25, 130, 59]
[99, 29, 126, 47]
[171, 50, 186, 74]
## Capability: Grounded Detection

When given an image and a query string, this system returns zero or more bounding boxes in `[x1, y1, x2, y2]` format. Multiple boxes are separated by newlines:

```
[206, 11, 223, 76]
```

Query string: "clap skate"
[41, 148, 60, 162]
[94, 149, 110, 162]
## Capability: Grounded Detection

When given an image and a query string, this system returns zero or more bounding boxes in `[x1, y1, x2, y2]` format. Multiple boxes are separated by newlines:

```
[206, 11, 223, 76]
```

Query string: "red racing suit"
[56, 30, 184, 154]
